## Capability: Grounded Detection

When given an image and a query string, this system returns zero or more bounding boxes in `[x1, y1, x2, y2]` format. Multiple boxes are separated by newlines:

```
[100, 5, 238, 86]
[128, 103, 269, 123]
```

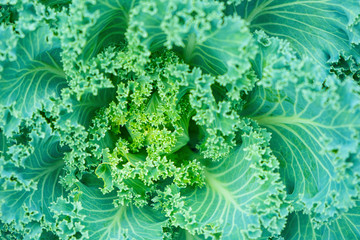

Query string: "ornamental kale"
[0, 0, 359, 239]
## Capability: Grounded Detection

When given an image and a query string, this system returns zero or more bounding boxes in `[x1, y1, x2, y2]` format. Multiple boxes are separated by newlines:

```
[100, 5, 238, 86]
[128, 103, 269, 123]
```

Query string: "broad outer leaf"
[74, 174, 167, 240]
[242, 68, 360, 221]
[0, 123, 69, 231]
[59, 0, 139, 98]
[0, 24, 67, 119]
[179, 125, 287, 239]
[129, 0, 256, 76]
[282, 200, 360, 239]
[228, 0, 360, 69]
[52, 87, 116, 185]
[241, 34, 360, 221]
[62, 0, 137, 63]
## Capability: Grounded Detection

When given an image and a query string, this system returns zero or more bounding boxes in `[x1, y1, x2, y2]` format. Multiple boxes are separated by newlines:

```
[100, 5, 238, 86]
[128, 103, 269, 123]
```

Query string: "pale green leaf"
[129, 0, 256, 77]
[228, 0, 360, 69]
[0, 24, 67, 119]
[241, 34, 360, 220]
[179, 125, 287, 239]
[63, 0, 137, 62]
[242, 75, 360, 220]
[0, 123, 69, 229]
[75, 175, 167, 240]
[58, 88, 116, 129]
[282, 200, 360, 240]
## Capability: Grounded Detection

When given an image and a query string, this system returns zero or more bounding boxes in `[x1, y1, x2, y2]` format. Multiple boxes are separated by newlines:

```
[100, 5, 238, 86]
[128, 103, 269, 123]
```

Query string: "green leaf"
[331, 53, 360, 83]
[95, 163, 113, 193]
[242, 35, 360, 220]
[0, 24, 67, 119]
[60, 0, 139, 97]
[129, 0, 256, 77]
[167, 228, 210, 240]
[282, 200, 360, 239]
[242, 37, 360, 219]
[62, 0, 137, 63]
[228, 0, 360, 69]
[281, 211, 316, 240]
[177, 124, 287, 239]
[0, 221, 24, 240]
[0, 123, 69, 230]
[0, 23, 19, 62]
[38, 0, 71, 9]
[0, 108, 21, 136]
[52, 88, 116, 183]
[58, 87, 116, 129]
[0, 129, 7, 158]
[0, 5, 18, 25]
[75, 174, 167, 240]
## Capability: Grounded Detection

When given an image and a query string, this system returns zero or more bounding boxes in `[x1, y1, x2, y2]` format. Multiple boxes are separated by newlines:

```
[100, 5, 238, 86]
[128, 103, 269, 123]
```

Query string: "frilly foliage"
[0, 0, 359, 239]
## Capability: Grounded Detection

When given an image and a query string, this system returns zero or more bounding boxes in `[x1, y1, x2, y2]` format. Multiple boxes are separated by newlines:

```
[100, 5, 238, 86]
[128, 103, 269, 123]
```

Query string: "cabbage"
[0, 0, 359, 239]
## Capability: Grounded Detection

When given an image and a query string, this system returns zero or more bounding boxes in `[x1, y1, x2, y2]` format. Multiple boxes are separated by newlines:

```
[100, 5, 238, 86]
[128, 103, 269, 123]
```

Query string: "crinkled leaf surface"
[58, 88, 116, 129]
[282, 200, 360, 239]
[227, 0, 360, 69]
[130, 0, 255, 76]
[0, 0, 360, 239]
[241, 35, 360, 220]
[60, 0, 139, 97]
[0, 25, 67, 119]
[75, 175, 166, 240]
[180, 127, 286, 239]
[242, 76, 360, 219]
[62, 0, 137, 63]
[39, 0, 71, 9]
[0, 123, 69, 229]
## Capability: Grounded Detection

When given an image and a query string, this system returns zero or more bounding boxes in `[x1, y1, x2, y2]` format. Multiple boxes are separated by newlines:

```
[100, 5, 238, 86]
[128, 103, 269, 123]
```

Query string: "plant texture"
[0, 0, 359, 239]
